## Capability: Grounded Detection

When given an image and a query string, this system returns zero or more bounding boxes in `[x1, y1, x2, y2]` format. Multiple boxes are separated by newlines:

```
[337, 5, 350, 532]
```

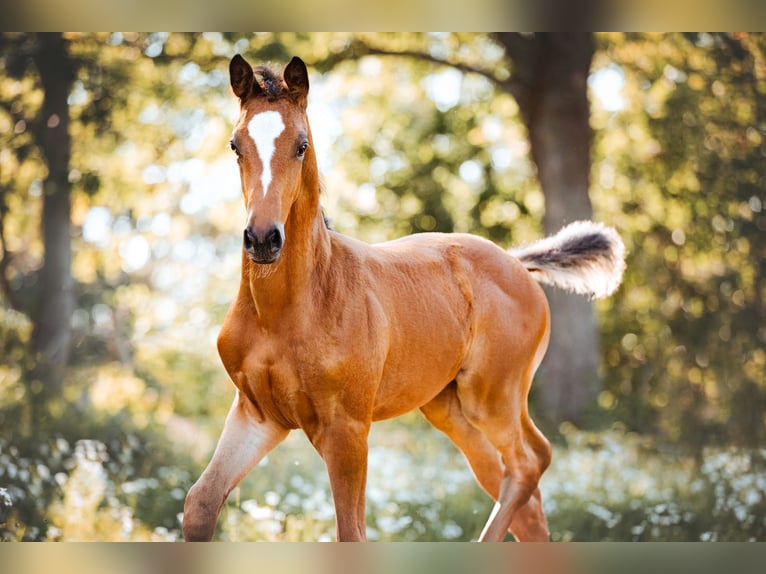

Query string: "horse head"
[228, 54, 313, 264]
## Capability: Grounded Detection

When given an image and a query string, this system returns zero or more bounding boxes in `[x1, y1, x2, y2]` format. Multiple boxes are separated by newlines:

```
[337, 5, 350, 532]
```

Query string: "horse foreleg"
[311, 420, 370, 541]
[183, 392, 288, 541]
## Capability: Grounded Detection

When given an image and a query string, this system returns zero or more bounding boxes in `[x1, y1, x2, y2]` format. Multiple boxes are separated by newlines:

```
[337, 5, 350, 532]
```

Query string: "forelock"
[253, 66, 287, 100]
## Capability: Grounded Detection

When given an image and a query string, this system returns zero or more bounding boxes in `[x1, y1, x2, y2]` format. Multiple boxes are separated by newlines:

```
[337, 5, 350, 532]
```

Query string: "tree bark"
[495, 33, 599, 423]
[29, 33, 75, 399]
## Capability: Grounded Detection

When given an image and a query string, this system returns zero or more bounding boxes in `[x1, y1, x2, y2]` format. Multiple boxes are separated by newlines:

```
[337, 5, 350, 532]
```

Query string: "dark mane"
[253, 65, 287, 100]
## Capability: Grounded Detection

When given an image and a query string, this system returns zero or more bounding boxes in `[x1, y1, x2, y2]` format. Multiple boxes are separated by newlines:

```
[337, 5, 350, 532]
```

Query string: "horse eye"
[297, 141, 309, 159]
[229, 140, 240, 156]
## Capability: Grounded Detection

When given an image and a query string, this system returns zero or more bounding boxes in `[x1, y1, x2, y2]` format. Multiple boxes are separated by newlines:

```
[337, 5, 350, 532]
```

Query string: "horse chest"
[227, 331, 374, 429]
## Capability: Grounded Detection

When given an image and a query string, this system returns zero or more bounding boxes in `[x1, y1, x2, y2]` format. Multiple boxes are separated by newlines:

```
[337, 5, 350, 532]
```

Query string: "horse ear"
[283, 56, 309, 105]
[230, 54, 261, 101]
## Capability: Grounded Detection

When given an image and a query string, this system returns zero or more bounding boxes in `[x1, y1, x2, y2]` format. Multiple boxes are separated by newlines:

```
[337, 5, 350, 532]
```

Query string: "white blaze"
[247, 110, 285, 197]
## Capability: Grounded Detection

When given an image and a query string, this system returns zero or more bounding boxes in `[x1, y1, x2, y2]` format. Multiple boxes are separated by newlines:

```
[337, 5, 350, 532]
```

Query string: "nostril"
[265, 227, 283, 252]
[243, 225, 283, 258]
[243, 227, 256, 250]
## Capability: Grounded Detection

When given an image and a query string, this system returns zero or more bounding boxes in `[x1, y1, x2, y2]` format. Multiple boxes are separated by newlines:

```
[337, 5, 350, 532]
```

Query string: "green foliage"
[0, 399, 193, 541]
[591, 33, 766, 449]
[190, 424, 766, 542]
[543, 427, 766, 541]
[317, 36, 541, 246]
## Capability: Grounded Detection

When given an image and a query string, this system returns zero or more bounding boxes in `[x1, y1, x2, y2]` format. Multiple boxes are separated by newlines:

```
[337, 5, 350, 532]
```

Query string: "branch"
[309, 38, 525, 101]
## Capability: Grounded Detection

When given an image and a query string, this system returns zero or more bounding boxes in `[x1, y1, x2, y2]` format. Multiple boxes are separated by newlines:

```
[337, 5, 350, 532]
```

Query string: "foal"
[183, 55, 625, 542]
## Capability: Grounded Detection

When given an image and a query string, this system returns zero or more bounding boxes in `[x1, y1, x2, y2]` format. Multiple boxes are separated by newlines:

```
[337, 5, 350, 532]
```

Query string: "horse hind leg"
[449, 345, 551, 540]
[420, 383, 551, 541]
[421, 382, 503, 497]
[509, 486, 549, 541]
[476, 412, 551, 542]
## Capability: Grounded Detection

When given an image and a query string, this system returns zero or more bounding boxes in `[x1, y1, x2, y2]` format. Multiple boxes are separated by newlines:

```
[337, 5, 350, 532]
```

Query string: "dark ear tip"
[284, 56, 309, 92]
[230, 54, 247, 68]
[230, 54, 255, 100]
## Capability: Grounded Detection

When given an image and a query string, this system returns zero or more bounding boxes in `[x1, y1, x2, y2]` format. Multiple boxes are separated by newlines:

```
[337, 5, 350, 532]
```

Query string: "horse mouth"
[245, 249, 281, 265]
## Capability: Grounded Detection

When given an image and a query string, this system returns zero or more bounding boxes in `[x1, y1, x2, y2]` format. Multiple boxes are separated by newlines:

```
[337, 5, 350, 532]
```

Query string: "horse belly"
[371, 337, 464, 420]
[371, 303, 468, 421]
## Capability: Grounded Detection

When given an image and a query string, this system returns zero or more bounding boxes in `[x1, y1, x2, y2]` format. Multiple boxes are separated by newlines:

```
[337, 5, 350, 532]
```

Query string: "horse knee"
[526, 422, 552, 478]
[535, 434, 552, 476]
[502, 437, 550, 494]
[182, 483, 220, 541]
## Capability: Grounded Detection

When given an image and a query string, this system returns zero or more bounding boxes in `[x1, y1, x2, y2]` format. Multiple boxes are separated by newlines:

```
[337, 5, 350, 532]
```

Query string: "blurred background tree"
[1, 33, 75, 409]
[593, 32, 766, 449]
[1, 32, 764, 541]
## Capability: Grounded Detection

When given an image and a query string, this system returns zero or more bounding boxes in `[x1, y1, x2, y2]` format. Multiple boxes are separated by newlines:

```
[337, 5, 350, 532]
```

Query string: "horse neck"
[243, 160, 330, 318]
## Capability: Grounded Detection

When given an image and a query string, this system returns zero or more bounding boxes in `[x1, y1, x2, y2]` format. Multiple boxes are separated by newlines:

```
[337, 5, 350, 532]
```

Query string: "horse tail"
[509, 220, 625, 299]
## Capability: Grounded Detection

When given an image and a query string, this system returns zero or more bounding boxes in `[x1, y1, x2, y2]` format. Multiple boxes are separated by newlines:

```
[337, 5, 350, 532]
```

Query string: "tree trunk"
[29, 33, 75, 400]
[496, 33, 599, 423]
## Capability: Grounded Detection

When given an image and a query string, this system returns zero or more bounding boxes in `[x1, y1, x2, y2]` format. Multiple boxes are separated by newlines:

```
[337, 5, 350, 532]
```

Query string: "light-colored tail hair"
[509, 220, 626, 299]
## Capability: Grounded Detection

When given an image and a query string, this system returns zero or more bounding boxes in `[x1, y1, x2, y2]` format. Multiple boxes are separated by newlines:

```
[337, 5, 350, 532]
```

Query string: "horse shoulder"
[217, 293, 253, 371]
[320, 233, 391, 345]
[312, 234, 391, 374]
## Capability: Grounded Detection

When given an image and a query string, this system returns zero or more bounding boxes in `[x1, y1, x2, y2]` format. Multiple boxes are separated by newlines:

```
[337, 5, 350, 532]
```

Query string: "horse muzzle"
[243, 223, 285, 264]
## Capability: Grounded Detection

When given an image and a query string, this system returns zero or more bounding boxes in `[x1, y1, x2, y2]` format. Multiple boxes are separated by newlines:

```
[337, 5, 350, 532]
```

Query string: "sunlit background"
[1, 33, 765, 542]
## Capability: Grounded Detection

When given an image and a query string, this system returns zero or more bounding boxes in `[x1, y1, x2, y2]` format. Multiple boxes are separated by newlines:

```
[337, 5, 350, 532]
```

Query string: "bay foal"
[183, 55, 625, 542]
